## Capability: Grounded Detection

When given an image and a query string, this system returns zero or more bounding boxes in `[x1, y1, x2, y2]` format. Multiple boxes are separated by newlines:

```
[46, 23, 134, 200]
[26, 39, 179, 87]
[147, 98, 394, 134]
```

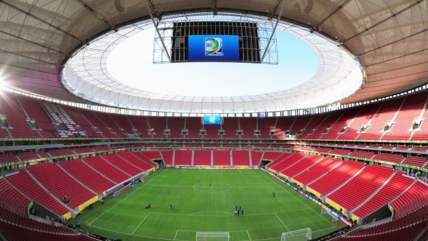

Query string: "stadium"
[0, 0, 427, 240]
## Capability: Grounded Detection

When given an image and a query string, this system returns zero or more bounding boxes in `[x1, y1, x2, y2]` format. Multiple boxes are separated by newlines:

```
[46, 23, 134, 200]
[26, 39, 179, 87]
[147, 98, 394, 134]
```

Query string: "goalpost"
[321, 208, 339, 224]
[280, 228, 311, 241]
[196, 232, 230, 241]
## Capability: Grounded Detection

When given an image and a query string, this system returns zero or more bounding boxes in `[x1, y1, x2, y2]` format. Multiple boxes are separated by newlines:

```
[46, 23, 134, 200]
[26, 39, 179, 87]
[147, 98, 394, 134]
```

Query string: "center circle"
[193, 182, 232, 193]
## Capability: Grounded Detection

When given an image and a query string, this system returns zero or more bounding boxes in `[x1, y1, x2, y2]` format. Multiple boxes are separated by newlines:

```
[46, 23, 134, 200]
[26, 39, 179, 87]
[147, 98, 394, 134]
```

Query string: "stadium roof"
[1, 0, 427, 112]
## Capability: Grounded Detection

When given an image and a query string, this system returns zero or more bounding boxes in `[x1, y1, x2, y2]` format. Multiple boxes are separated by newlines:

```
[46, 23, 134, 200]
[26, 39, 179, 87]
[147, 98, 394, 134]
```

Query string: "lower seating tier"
[0, 178, 30, 215]
[59, 160, 116, 193]
[0, 219, 94, 241]
[6, 170, 69, 215]
[82, 156, 131, 183]
[327, 165, 394, 211]
[308, 161, 365, 196]
[28, 163, 96, 209]
[352, 172, 414, 218]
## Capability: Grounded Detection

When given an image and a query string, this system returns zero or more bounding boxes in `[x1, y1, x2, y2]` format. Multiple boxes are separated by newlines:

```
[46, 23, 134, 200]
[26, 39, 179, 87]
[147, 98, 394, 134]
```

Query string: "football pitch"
[76, 169, 346, 241]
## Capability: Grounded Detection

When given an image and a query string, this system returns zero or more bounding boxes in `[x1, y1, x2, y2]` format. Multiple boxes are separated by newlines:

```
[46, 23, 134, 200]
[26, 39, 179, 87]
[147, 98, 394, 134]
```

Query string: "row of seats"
[337, 204, 428, 241]
[304, 142, 427, 152]
[82, 156, 131, 183]
[293, 157, 341, 185]
[352, 172, 414, 218]
[1, 152, 158, 216]
[0, 219, 93, 241]
[287, 144, 428, 168]
[213, 150, 231, 165]
[174, 150, 192, 166]
[193, 150, 211, 166]
[3, 90, 428, 140]
[335, 221, 426, 241]
[309, 161, 365, 196]
[327, 165, 394, 211]
[268, 153, 306, 172]
[102, 154, 144, 176]
[6, 169, 70, 215]
[59, 160, 116, 193]
[0, 178, 29, 215]
[349, 204, 428, 236]
[0, 205, 73, 234]
[390, 180, 428, 218]
[28, 163, 96, 209]
[280, 155, 324, 178]
[117, 152, 156, 171]
[159, 150, 262, 166]
[268, 153, 427, 220]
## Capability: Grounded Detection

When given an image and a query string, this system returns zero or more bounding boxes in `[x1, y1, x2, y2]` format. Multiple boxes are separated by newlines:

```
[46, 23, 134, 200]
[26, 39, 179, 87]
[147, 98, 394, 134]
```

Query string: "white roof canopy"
[63, 13, 363, 113]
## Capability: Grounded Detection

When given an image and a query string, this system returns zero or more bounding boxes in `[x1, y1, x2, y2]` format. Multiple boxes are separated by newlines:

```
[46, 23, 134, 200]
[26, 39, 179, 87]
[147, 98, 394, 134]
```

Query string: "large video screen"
[202, 115, 222, 125]
[188, 35, 240, 61]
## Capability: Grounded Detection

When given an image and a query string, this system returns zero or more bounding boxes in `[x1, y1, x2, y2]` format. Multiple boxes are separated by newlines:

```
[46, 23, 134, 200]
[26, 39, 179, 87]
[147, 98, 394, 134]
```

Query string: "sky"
[107, 27, 319, 98]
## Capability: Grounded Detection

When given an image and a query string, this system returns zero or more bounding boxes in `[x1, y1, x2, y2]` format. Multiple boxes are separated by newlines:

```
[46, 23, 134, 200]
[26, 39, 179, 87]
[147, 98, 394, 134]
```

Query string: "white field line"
[149, 211, 280, 217]
[89, 222, 337, 241]
[87, 170, 339, 241]
[173, 230, 179, 240]
[261, 172, 334, 225]
[246, 230, 252, 241]
[274, 213, 290, 232]
[88, 224, 172, 240]
[131, 212, 151, 235]
[147, 184, 273, 189]
[89, 169, 166, 225]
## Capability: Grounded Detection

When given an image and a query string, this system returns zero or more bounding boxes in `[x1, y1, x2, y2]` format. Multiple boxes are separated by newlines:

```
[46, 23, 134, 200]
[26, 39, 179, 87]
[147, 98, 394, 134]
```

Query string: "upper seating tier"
[2, 91, 428, 142]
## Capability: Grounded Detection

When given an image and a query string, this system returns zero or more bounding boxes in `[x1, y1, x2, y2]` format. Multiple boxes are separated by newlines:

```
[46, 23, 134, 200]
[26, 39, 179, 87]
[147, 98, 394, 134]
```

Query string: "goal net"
[281, 228, 311, 241]
[196, 232, 230, 241]
[321, 208, 339, 223]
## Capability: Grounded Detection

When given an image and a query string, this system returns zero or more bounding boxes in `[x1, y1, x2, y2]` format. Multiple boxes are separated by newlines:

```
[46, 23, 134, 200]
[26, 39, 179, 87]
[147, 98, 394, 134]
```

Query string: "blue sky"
[107, 27, 318, 97]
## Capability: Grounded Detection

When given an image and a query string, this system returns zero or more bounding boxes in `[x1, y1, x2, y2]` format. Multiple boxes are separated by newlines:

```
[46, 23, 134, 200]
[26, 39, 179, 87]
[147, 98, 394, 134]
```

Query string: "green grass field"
[75, 169, 345, 241]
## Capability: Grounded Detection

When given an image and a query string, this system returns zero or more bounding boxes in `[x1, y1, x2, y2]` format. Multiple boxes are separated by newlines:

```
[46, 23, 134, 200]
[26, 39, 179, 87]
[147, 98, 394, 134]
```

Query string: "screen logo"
[208, 116, 216, 124]
[203, 115, 222, 125]
[189, 35, 238, 61]
[205, 38, 223, 56]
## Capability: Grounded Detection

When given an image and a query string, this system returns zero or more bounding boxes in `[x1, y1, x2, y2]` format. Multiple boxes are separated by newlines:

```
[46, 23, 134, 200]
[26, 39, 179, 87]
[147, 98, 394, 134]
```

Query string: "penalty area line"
[274, 213, 290, 232]
[246, 230, 252, 241]
[132, 212, 151, 235]
[173, 230, 179, 240]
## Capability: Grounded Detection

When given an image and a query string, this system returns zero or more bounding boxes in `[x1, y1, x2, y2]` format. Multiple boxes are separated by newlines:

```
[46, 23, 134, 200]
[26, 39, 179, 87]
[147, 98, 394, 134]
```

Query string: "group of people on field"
[235, 206, 244, 216]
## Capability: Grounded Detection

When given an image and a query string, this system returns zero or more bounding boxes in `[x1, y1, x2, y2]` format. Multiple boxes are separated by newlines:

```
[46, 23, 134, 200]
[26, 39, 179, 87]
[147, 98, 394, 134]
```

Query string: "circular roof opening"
[106, 28, 318, 97]
[63, 12, 363, 114]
